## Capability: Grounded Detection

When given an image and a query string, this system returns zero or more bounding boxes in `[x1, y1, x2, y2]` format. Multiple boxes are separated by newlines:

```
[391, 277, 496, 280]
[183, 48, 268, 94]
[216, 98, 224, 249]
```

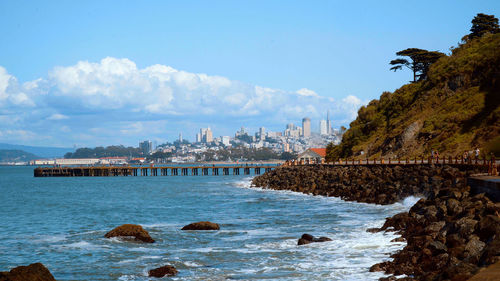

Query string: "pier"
[34, 165, 276, 177]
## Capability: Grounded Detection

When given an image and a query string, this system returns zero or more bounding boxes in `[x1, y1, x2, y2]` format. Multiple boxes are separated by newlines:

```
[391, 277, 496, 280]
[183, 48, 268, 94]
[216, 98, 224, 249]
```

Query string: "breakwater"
[252, 164, 500, 280]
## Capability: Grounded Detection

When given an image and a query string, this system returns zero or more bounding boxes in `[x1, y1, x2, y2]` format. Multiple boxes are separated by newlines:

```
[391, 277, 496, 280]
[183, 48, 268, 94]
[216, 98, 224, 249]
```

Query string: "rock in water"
[104, 224, 155, 243]
[0, 263, 56, 281]
[148, 265, 178, 278]
[181, 221, 220, 230]
[297, 233, 332, 245]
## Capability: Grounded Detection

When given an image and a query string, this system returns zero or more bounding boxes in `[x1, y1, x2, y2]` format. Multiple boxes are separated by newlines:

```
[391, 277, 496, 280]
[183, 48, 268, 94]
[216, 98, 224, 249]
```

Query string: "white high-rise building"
[198, 127, 213, 143]
[320, 120, 328, 135]
[259, 127, 266, 139]
[205, 128, 213, 143]
[302, 117, 311, 137]
[327, 110, 332, 135]
[221, 136, 231, 146]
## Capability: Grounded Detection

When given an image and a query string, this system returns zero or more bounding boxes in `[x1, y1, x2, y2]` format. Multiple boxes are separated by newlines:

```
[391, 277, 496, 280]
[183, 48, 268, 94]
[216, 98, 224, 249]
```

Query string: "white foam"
[402, 196, 422, 208]
[62, 241, 102, 250]
[34, 234, 67, 243]
[183, 261, 203, 267]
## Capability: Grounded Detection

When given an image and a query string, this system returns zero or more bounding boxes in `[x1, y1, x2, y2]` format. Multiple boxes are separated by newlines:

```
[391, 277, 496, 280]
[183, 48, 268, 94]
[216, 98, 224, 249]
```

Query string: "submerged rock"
[181, 221, 220, 230]
[297, 233, 332, 245]
[0, 263, 56, 281]
[104, 224, 155, 243]
[148, 265, 178, 278]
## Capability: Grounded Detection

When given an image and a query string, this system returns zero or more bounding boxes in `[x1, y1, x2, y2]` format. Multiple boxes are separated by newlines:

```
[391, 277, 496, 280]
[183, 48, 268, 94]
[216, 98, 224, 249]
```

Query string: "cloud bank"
[0, 57, 366, 147]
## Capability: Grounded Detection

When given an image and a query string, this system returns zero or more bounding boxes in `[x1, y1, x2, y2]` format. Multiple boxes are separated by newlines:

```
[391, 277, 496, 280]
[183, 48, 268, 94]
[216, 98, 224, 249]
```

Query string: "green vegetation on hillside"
[327, 14, 500, 160]
[0, 149, 39, 163]
[64, 146, 142, 158]
[196, 147, 296, 162]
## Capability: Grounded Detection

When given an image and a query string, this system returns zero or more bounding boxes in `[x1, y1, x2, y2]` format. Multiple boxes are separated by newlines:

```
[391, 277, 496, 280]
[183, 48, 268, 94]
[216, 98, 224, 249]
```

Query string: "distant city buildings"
[197, 128, 213, 143]
[327, 110, 333, 135]
[221, 136, 231, 146]
[139, 140, 152, 155]
[320, 119, 328, 135]
[302, 117, 311, 137]
[284, 123, 302, 138]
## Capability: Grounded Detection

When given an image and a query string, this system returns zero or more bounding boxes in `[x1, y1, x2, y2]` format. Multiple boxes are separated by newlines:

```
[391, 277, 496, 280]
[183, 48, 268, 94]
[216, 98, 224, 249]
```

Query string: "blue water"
[0, 166, 416, 280]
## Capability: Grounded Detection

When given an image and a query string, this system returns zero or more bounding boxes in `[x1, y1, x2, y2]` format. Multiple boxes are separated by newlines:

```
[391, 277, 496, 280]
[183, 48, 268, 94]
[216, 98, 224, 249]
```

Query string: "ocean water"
[0, 166, 418, 280]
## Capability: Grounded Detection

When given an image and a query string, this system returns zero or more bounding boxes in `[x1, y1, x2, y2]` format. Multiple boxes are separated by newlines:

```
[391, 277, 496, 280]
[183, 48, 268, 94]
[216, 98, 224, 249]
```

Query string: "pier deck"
[34, 165, 276, 177]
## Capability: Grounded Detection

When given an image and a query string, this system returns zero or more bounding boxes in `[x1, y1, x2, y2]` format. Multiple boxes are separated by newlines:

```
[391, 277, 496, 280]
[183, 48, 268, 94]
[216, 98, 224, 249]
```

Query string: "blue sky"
[0, 0, 498, 147]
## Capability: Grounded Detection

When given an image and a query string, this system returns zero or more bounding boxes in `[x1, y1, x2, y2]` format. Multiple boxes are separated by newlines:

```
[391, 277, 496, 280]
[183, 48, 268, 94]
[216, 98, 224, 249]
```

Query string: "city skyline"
[0, 1, 498, 148]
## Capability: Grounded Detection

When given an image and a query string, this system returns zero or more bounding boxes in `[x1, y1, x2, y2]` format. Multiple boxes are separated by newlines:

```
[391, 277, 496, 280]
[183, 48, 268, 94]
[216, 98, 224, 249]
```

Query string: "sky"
[0, 0, 498, 147]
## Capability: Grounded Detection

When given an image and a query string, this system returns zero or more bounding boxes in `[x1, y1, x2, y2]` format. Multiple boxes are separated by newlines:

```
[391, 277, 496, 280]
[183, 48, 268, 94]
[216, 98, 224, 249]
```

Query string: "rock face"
[0, 263, 56, 281]
[297, 233, 332, 245]
[253, 164, 497, 280]
[148, 265, 178, 278]
[181, 221, 220, 230]
[104, 224, 155, 243]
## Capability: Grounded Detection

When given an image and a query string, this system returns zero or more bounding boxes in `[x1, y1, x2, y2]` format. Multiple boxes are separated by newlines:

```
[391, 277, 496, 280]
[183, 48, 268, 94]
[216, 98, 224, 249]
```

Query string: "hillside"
[328, 33, 500, 160]
[0, 143, 74, 158]
[0, 149, 39, 163]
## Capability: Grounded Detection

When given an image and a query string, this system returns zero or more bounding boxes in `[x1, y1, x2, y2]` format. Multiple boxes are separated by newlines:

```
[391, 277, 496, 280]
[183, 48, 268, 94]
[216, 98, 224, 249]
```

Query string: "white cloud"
[0, 58, 366, 146]
[0, 66, 35, 107]
[47, 113, 69, 120]
[296, 88, 319, 97]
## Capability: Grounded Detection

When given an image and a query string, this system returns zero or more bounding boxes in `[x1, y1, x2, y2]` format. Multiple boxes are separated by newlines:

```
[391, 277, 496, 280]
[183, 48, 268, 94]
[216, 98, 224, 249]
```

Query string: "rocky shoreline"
[252, 164, 499, 280]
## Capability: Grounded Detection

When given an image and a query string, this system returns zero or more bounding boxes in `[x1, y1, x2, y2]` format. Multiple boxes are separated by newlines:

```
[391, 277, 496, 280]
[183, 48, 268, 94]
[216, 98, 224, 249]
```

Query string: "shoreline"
[252, 164, 498, 280]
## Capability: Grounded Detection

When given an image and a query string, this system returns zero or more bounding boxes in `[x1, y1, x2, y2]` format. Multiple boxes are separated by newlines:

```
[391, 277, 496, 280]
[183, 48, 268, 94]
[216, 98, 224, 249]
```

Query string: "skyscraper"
[302, 117, 311, 137]
[205, 128, 213, 143]
[320, 120, 327, 135]
[259, 127, 266, 139]
[139, 140, 152, 155]
[327, 110, 332, 135]
[198, 128, 213, 143]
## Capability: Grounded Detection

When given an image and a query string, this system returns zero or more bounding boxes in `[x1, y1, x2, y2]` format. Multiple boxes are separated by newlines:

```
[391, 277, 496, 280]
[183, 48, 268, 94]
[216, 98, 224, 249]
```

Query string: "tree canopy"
[390, 48, 445, 82]
[467, 13, 499, 40]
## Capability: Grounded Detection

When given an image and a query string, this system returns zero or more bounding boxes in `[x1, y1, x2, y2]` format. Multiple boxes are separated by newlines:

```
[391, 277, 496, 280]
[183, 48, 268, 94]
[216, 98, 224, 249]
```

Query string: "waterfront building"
[302, 117, 311, 137]
[297, 148, 327, 163]
[55, 158, 100, 165]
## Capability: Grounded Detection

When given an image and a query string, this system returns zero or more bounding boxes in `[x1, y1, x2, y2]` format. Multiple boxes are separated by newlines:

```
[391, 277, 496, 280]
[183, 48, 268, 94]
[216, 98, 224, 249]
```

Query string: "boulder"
[464, 236, 486, 263]
[181, 221, 220, 231]
[297, 233, 332, 245]
[104, 224, 155, 243]
[0, 263, 56, 281]
[148, 265, 178, 278]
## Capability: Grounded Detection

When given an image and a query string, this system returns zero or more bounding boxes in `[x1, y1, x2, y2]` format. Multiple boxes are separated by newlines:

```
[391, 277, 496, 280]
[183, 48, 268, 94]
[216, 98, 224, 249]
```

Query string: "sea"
[0, 165, 419, 280]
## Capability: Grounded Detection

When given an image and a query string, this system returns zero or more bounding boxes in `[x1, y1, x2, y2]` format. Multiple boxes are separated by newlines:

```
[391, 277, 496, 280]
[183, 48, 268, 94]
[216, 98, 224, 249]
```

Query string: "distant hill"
[0, 143, 74, 158]
[0, 149, 39, 163]
[328, 32, 500, 159]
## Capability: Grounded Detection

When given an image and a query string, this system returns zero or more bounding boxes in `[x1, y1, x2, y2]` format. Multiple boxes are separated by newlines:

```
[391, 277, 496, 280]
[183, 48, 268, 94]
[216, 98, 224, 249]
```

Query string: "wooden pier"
[34, 165, 276, 177]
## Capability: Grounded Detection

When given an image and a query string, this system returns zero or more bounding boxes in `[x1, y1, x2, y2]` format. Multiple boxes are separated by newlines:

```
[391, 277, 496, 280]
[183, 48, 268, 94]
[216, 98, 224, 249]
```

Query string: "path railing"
[284, 156, 499, 176]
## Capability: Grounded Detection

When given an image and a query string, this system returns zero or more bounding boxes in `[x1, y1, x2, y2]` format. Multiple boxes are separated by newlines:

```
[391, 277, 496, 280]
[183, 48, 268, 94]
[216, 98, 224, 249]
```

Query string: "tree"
[467, 13, 499, 40]
[390, 48, 445, 82]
